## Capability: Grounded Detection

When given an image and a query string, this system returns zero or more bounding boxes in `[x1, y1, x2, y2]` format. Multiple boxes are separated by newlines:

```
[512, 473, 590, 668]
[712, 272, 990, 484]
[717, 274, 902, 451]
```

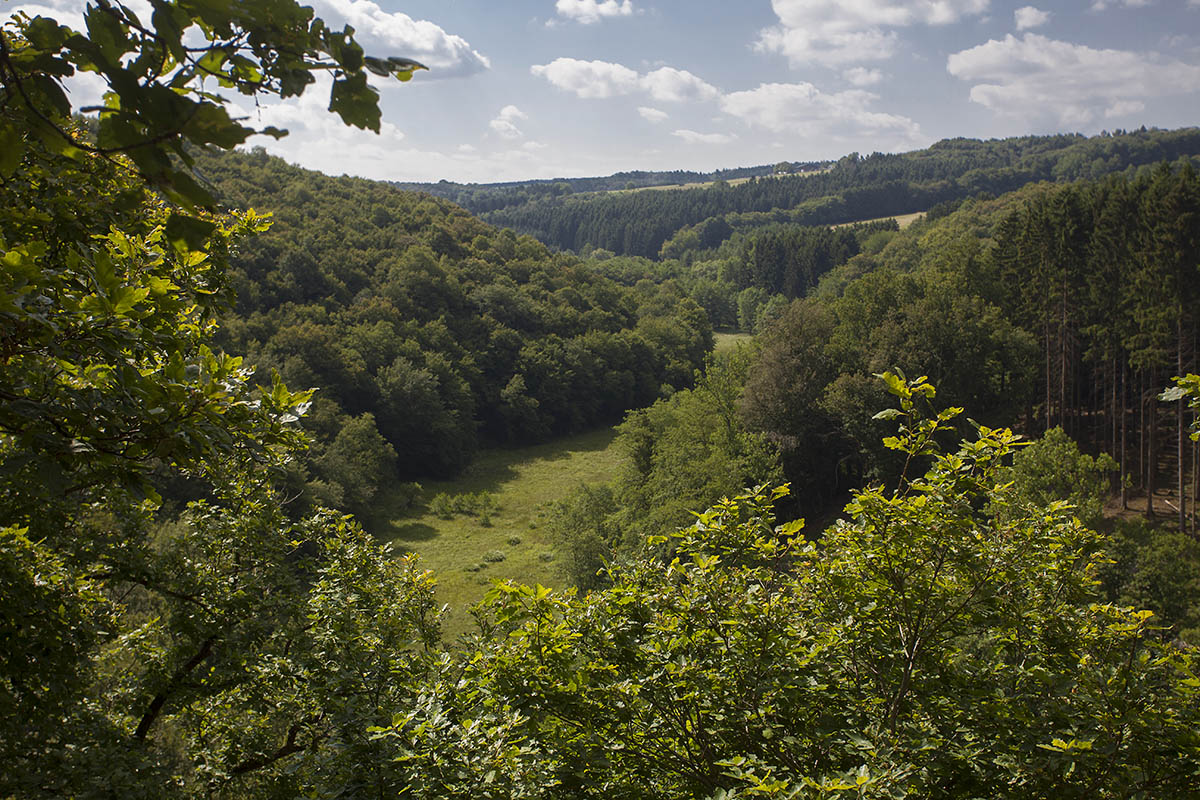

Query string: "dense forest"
[391, 160, 830, 215]
[476, 129, 1200, 258]
[189, 147, 711, 517]
[4, 4, 1200, 799]
[551, 165, 1200, 602]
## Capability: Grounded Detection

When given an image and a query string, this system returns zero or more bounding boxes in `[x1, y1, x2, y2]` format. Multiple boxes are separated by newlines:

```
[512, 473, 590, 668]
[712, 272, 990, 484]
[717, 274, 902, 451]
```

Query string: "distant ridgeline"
[193, 148, 712, 515]
[403, 128, 1200, 258]
[390, 161, 827, 215]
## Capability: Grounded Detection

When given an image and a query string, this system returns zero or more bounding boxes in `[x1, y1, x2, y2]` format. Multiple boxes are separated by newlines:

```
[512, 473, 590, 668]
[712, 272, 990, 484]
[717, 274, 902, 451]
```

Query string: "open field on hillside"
[370, 427, 627, 639]
[610, 169, 831, 194]
[834, 211, 925, 229]
[714, 331, 753, 353]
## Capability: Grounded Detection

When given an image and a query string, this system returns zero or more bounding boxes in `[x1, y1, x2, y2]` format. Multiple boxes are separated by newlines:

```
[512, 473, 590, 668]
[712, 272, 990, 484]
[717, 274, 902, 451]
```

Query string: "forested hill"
[192, 148, 712, 516]
[389, 160, 828, 215]
[472, 127, 1200, 258]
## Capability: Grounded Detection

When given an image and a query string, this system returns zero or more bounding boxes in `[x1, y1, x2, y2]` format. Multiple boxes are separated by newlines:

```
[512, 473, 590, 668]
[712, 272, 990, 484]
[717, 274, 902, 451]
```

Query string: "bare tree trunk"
[1193, 421, 1198, 537]
[1060, 293, 1068, 437]
[1045, 322, 1053, 432]
[1180, 312, 1187, 529]
[1147, 370, 1158, 520]
[1121, 359, 1128, 510]
[1139, 369, 1146, 494]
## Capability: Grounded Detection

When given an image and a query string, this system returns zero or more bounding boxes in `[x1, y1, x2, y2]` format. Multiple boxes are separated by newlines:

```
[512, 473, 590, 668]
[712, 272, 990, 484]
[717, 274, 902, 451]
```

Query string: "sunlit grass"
[713, 331, 753, 354]
[368, 427, 626, 640]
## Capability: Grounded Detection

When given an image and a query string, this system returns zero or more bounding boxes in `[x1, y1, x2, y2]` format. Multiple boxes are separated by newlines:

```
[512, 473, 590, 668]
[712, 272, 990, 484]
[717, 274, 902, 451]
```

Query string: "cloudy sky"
[13, 0, 1200, 182]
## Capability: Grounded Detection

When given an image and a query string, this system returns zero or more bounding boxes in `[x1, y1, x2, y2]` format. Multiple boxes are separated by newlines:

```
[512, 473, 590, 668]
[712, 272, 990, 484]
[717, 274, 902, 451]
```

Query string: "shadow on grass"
[423, 427, 620, 497]
[362, 425, 622, 542]
[389, 521, 439, 543]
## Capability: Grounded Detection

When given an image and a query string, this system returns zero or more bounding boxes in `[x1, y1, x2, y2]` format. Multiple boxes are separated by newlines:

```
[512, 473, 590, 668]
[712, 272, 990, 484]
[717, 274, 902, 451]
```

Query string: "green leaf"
[164, 213, 217, 252]
[0, 119, 25, 177]
[329, 71, 381, 132]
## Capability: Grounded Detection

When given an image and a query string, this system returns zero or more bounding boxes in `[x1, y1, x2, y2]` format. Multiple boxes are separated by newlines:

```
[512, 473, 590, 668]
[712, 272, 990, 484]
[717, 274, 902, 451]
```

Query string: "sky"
[10, 0, 1200, 183]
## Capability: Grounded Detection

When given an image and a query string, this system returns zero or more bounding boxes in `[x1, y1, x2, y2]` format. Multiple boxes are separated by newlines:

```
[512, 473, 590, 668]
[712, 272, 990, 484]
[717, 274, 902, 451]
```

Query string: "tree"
[1, 3, 440, 794]
[1002, 426, 1117, 529]
[1, 1, 425, 211]
[452, 375, 1200, 799]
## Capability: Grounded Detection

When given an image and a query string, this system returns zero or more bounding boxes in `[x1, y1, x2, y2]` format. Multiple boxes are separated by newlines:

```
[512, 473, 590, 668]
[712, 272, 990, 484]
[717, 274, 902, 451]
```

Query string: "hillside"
[389, 160, 829, 214]
[470, 128, 1200, 258]
[192, 147, 712, 518]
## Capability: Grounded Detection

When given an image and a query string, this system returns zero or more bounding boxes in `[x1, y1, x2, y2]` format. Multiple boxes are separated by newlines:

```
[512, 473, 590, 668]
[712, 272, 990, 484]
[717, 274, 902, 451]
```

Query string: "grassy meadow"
[713, 331, 753, 354]
[368, 427, 627, 639]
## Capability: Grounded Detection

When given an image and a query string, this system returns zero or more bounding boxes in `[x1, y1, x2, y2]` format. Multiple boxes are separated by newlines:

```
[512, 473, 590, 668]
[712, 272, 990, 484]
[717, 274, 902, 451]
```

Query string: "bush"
[1002, 426, 1117, 528]
[482, 550, 506, 563]
[1101, 518, 1200, 643]
[429, 492, 454, 520]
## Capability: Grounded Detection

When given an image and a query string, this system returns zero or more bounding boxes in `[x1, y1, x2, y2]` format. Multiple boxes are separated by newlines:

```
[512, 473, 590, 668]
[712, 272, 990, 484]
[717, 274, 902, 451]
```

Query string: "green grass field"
[713, 331, 753, 354]
[369, 427, 626, 640]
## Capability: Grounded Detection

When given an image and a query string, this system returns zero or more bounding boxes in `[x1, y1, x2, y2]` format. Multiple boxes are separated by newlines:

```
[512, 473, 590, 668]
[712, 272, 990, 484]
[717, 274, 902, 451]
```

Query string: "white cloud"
[531, 58, 641, 98]
[234, 75, 413, 176]
[721, 82, 922, 141]
[554, 0, 635, 24]
[640, 67, 721, 102]
[312, 0, 489, 78]
[1014, 6, 1050, 29]
[1106, 100, 1145, 118]
[522, 141, 548, 151]
[638, 106, 669, 123]
[843, 67, 884, 86]
[673, 129, 736, 145]
[489, 105, 528, 140]
[8, 1, 89, 30]
[1092, 0, 1152, 9]
[757, 0, 990, 67]
[532, 58, 719, 104]
[947, 33, 1200, 126]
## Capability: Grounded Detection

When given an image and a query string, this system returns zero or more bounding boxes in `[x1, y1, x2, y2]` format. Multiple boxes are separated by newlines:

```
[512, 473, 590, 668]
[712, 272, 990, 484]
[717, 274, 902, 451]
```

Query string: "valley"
[5, 4, 1200, 790]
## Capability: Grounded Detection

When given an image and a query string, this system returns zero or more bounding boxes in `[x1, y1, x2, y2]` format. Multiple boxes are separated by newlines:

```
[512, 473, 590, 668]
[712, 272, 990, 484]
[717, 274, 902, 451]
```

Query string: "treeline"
[990, 164, 1200, 526]
[479, 128, 1200, 258]
[583, 219, 897, 333]
[391, 164, 803, 215]
[750, 163, 1200, 521]
[192, 148, 711, 517]
[551, 162, 1200, 595]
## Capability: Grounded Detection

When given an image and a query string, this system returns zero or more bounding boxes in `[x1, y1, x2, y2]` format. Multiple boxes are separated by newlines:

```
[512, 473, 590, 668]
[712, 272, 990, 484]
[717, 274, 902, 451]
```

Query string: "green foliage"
[1, 0, 424, 208]
[545, 482, 624, 589]
[547, 346, 783, 584]
[1002, 427, 1117, 528]
[430, 492, 455, 520]
[1101, 518, 1200, 644]
[473, 129, 1200, 258]
[1, 6, 441, 794]
[1162, 373, 1200, 440]
[317, 412, 398, 517]
[192, 147, 711, 510]
[0, 176, 442, 796]
[458, 374, 1200, 798]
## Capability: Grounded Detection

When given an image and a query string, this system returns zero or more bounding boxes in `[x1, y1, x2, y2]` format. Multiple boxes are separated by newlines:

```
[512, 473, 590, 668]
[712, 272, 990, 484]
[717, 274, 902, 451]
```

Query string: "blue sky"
[13, 0, 1200, 182]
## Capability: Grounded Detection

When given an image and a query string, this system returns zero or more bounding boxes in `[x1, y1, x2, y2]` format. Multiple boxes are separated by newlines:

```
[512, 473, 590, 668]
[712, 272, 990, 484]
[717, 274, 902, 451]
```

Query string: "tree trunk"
[1147, 371, 1158, 519]
[1121, 359, 1128, 510]
[1179, 311, 1187, 530]
[1045, 322, 1053, 432]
